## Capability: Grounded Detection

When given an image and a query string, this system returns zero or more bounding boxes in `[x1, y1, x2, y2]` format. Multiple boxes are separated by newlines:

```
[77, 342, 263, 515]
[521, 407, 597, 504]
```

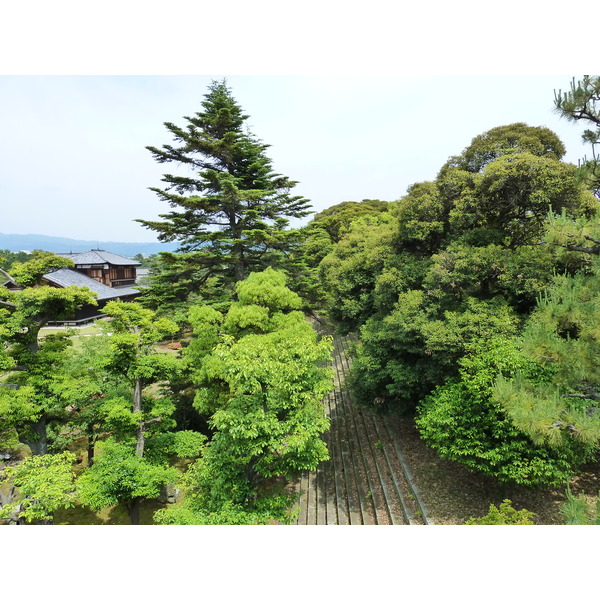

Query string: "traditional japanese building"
[2, 250, 142, 325]
[44, 250, 141, 324]
[55, 249, 140, 288]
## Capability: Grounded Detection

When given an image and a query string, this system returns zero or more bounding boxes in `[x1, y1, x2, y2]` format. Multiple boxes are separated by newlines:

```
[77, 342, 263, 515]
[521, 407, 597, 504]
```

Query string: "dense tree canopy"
[155, 268, 333, 524]
[137, 80, 312, 306]
[315, 118, 600, 487]
[0, 253, 96, 457]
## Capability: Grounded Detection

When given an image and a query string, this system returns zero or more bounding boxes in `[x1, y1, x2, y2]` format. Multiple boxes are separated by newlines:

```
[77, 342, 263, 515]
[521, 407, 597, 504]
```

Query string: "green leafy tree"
[440, 122, 566, 174]
[319, 212, 405, 331]
[7, 250, 75, 288]
[544, 208, 600, 270]
[311, 199, 389, 244]
[0, 451, 76, 524]
[0, 251, 93, 355]
[447, 151, 595, 249]
[336, 123, 595, 417]
[424, 241, 557, 313]
[350, 294, 520, 413]
[65, 302, 193, 524]
[416, 337, 588, 486]
[52, 334, 138, 466]
[392, 181, 451, 255]
[0, 250, 34, 281]
[0, 253, 96, 456]
[76, 438, 178, 525]
[156, 269, 333, 524]
[137, 79, 312, 301]
[98, 301, 180, 458]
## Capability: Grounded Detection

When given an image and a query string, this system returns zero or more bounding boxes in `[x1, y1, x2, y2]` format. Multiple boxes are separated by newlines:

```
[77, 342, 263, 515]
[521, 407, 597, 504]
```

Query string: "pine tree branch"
[583, 234, 600, 245]
[565, 244, 600, 255]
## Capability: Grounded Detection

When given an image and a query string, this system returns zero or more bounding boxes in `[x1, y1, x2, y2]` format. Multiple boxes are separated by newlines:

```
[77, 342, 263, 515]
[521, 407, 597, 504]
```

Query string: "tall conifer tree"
[137, 80, 311, 298]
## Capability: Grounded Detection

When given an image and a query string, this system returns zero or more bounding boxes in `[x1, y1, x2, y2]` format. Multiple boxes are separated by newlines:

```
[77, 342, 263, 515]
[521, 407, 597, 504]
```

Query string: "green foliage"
[416, 337, 587, 486]
[1, 278, 97, 460]
[0, 384, 39, 434]
[76, 439, 178, 511]
[235, 268, 302, 312]
[145, 430, 207, 460]
[0, 249, 33, 271]
[136, 79, 311, 300]
[465, 499, 536, 525]
[544, 209, 600, 270]
[136, 251, 216, 317]
[99, 301, 179, 384]
[0, 451, 77, 523]
[448, 151, 594, 249]
[297, 224, 335, 268]
[2, 286, 96, 358]
[8, 250, 74, 287]
[154, 496, 293, 525]
[561, 486, 600, 524]
[492, 269, 600, 451]
[311, 199, 389, 243]
[317, 120, 600, 488]
[350, 292, 520, 413]
[425, 242, 556, 312]
[319, 213, 401, 331]
[158, 269, 333, 523]
[393, 181, 451, 254]
[441, 122, 566, 175]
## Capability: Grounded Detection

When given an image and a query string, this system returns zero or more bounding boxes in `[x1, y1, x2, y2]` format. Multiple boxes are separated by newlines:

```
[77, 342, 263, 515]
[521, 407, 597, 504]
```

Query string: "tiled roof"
[42, 268, 140, 301]
[55, 250, 140, 267]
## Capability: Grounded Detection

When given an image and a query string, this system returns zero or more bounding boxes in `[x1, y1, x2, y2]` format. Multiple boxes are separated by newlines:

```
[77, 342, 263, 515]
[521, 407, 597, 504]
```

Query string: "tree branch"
[565, 244, 600, 255]
[583, 234, 600, 245]
[0, 268, 17, 286]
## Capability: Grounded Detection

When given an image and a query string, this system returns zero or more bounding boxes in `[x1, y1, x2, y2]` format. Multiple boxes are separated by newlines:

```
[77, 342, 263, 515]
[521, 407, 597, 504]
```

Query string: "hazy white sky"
[0, 75, 592, 242]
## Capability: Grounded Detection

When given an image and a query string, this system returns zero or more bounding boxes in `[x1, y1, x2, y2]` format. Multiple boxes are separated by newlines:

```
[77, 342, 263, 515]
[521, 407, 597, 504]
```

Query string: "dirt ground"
[394, 416, 600, 525]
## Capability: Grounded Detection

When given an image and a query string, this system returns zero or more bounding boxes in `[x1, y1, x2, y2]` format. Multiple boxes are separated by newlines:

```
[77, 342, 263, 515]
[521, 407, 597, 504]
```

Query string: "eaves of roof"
[42, 268, 140, 301]
[55, 250, 140, 267]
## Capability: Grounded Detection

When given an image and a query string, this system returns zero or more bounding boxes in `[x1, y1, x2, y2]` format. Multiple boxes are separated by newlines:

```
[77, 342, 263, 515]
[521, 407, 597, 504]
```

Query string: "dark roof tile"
[55, 250, 140, 267]
[42, 268, 140, 301]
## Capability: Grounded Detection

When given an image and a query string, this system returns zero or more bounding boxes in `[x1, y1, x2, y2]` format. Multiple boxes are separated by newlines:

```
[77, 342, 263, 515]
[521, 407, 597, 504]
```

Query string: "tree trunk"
[20, 417, 48, 456]
[129, 497, 141, 525]
[133, 379, 145, 458]
[25, 319, 47, 355]
[245, 456, 260, 486]
[87, 436, 95, 467]
[234, 257, 245, 282]
[231, 216, 246, 282]
[135, 427, 145, 458]
[133, 378, 142, 413]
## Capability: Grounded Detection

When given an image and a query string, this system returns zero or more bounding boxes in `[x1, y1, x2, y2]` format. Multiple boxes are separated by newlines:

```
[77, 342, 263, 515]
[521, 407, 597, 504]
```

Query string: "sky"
[0, 74, 594, 243]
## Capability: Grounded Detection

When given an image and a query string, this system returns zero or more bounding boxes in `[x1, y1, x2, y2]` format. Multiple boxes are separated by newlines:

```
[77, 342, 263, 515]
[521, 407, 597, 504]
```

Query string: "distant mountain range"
[0, 232, 179, 258]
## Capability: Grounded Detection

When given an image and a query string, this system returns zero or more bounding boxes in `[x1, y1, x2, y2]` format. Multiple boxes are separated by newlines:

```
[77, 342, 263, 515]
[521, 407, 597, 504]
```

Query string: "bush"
[465, 499, 535, 525]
